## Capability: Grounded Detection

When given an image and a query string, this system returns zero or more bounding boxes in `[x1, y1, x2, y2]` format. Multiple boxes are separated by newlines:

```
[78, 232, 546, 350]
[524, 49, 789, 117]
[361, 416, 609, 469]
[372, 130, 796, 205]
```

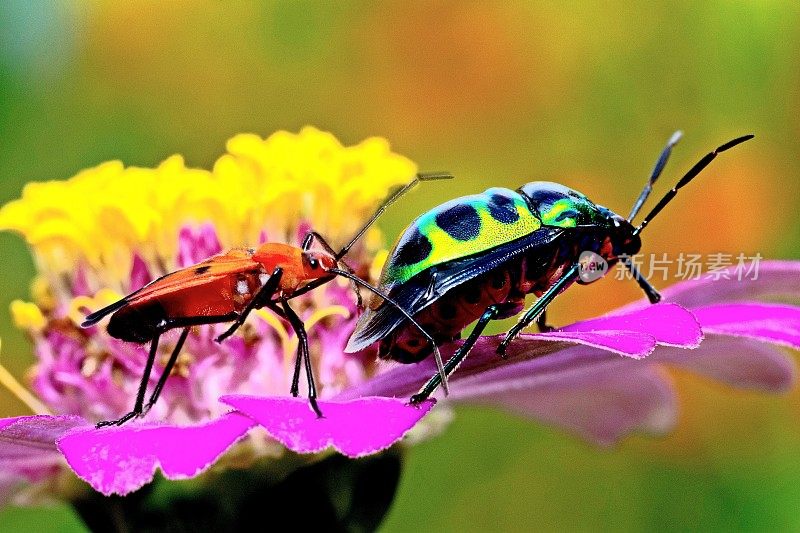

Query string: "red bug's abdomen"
[107, 273, 263, 343]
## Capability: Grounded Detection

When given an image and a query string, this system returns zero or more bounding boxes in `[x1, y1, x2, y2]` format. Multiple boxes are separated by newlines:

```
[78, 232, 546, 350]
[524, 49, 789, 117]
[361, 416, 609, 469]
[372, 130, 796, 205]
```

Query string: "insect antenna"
[327, 267, 450, 396]
[627, 130, 683, 222]
[335, 172, 455, 261]
[634, 134, 754, 236]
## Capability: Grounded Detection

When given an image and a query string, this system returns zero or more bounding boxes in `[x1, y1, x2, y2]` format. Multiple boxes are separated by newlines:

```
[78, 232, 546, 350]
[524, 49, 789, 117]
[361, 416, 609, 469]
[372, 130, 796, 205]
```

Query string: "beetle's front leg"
[498, 263, 580, 356]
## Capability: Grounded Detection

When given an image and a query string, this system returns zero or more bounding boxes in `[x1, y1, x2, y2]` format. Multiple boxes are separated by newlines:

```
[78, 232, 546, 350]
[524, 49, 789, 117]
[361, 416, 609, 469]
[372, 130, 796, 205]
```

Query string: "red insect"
[82, 173, 451, 426]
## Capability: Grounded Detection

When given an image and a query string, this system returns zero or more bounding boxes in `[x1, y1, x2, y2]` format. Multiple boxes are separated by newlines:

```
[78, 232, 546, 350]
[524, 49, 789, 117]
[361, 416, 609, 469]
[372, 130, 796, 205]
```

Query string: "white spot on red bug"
[236, 279, 249, 295]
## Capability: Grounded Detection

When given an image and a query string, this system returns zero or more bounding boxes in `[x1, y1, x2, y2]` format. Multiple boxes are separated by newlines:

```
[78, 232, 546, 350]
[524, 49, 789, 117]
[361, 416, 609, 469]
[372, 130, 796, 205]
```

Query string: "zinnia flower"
[0, 128, 797, 531]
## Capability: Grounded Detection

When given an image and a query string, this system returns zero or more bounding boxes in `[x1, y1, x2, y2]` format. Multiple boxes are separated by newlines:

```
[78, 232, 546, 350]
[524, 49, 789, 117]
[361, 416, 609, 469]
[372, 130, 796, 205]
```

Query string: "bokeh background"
[1, 1, 799, 531]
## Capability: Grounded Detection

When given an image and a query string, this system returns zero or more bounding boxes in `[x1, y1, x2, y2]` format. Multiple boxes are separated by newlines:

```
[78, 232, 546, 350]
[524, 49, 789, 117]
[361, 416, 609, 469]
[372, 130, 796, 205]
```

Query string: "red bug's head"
[301, 250, 337, 279]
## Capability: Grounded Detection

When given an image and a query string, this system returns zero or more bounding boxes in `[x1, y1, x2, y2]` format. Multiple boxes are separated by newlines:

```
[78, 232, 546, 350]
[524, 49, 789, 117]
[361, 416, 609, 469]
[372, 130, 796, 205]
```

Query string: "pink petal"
[220, 395, 435, 458]
[692, 303, 800, 349]
[446, 341, 638, 400]
[525, 331, 656, 358]
[654, 335, 796, 392]
[342, 304, 702, 400]
[57, 412, 255, 496]
[129, 254, 152, 290]
[618, 260, 800, 311]
[476, 365, 676, 446]
[566, 302, 703, 347]
[342, 339, 624, 401]
[0, 415, 87, 478]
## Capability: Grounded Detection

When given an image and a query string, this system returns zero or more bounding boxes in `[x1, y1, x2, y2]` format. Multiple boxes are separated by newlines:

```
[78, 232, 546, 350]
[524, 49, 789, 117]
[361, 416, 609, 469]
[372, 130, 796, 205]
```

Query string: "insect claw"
[409, 393, 427, 406]
[95, 410, 139, 428]
[309, 397, 324, 418]
[496, 340, 510, 359]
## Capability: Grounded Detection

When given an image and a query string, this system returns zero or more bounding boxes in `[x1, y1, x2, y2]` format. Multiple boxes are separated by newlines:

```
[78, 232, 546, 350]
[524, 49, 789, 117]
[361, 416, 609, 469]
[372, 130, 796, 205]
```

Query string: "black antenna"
[328, 267, 450, 396]
[335, 172, 455, 260]
[634, 134, 754, 236]
[627, 130, 683, 222]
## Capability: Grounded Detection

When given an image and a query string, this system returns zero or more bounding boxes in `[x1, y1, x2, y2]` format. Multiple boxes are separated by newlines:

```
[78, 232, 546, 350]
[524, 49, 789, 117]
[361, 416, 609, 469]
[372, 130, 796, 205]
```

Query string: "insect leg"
[535, 310, 555, 333]
[97, 333, 161, 428]
[260, 300, 303, 397]
[497, 262, 581, 356]
[410, 302, 519, 404]
[142, 327, 190, 415]
[280, 300, 323, 418]
[302, 231, 336, 254]
[215, 267, 283, 343]
[622, 257, 661, 303]
[327, 267, 450, 395]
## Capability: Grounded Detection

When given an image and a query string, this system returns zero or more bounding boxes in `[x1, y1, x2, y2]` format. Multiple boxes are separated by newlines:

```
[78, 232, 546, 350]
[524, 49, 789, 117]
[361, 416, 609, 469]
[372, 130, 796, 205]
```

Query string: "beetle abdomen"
[379, 268, 520, 363]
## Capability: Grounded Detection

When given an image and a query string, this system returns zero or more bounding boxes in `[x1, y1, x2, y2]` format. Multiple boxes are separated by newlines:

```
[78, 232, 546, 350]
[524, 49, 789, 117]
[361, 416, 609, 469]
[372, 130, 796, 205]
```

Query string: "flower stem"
[0, 341, 51, 415]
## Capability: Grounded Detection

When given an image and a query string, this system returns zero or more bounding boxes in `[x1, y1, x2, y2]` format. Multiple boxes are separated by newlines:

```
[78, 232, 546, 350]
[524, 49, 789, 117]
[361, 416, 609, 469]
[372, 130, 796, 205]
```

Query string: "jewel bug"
[82, 173, 453, 426]
[346, 132, 754, 404]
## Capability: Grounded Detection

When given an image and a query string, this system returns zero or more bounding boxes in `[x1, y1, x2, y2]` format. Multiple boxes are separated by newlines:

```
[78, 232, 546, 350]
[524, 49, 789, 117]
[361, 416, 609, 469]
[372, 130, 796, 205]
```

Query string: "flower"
[349, 261, 800, 445]
[0, 127, 430, 502]
[0, 127, 798, 509]
[1, 264, 798, 499]
[0, 126, 415, 425]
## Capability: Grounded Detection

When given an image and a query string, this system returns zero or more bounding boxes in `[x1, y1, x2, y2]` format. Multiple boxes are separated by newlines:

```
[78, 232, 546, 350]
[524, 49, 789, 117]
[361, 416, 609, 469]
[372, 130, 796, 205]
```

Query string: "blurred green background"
[1, 1, 799, 531]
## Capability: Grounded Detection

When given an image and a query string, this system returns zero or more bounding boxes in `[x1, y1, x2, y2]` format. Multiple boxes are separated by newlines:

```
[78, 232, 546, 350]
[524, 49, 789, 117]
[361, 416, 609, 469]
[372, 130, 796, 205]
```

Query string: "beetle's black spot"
[554, 209, 578, 223]
[435, 204, 480, 241]
[194, 265, 211, 275]
[394, 229, 433, 266]
[487, 194, 520, 224]
[526, 189, 569, 209]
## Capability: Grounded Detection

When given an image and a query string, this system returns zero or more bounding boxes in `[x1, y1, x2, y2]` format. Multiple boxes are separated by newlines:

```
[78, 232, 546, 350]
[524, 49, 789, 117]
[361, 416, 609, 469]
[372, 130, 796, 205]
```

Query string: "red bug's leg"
[301, 231, 335, 254]
[142, 327, 190, 415]
[326, 267, 449, 395]
[280, 300, 323, 418]
[97, 333, 161, 428]
[215, 267, 283, 343]
[264, 301, 302, 397]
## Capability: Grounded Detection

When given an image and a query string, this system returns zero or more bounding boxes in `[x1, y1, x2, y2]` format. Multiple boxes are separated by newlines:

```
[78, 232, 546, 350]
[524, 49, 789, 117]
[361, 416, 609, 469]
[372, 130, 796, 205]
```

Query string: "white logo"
[578, 251, 608, 283]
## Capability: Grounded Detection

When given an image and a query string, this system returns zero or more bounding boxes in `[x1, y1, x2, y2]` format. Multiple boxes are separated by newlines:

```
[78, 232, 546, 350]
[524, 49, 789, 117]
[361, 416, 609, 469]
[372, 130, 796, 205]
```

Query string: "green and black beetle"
[346, 132, 754, 403]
